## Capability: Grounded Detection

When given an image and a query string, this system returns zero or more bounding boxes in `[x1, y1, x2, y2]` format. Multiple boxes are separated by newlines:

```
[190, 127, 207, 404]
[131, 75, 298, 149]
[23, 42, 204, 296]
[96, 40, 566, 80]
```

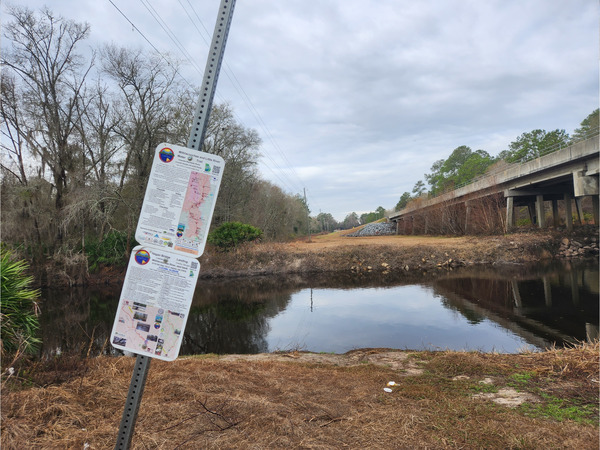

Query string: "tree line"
[0, 6, 314, 267]
[394, 109, 598, 211]
[310, 207, 388, 234]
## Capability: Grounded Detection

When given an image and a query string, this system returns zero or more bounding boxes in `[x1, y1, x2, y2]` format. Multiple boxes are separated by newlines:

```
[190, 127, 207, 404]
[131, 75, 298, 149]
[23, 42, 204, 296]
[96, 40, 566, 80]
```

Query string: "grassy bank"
[2, 343, 598, 448]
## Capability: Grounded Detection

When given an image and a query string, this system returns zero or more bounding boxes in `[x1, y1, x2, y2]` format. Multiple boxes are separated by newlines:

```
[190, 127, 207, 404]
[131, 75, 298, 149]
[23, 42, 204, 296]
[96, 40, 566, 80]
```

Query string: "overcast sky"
[6, 0, 599, 221]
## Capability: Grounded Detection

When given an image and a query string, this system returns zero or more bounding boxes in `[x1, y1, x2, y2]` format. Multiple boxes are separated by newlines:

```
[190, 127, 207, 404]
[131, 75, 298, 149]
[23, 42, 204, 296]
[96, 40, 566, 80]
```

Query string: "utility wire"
[179, 0, 307, 195]
[107, 0, 195, 90]
[108, 0, 310, 199]
[138, 0, 204, 74]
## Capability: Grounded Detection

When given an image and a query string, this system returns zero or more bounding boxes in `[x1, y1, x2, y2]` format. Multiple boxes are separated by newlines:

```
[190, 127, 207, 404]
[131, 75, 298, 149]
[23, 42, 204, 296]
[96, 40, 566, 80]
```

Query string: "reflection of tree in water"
[181, 282, 295, 355]
[37, 260, 598, 357]
[39, 286, 120, 357]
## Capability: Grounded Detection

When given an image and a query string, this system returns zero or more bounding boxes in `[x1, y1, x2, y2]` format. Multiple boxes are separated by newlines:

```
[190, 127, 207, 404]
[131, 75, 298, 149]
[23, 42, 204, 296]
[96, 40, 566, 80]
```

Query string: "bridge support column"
[464, 202, 471, 233]
[527, 203, 536, 225]
[535, 195, 545, 228]
[564, 193, 573, 231]
[575, 198, 584, 224]
[506, 197, 515, 230]
[570, 270, 579, 306]
[593, 195, 599, 225]
[511, 280, 522, 308]
[552, 200, 560, 227]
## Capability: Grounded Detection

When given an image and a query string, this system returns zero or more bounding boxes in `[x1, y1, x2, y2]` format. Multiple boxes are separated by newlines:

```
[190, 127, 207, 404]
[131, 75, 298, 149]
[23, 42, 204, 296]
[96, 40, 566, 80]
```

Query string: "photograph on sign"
[110, 246, 200, 361]
[136, 143, 225, 258]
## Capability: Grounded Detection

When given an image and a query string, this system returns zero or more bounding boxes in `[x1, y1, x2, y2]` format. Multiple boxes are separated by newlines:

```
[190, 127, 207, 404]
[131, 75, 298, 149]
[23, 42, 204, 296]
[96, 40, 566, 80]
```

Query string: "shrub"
[85, 230, 131, 272]
[0, 247, 41, 355]
[208, 222, 263, 250]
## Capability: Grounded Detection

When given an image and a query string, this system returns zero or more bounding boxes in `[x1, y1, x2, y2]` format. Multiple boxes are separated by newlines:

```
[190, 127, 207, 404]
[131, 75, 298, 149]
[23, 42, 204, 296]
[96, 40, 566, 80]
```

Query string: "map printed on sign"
[110, 246, 200, 361]
[136, 143, 225, 258]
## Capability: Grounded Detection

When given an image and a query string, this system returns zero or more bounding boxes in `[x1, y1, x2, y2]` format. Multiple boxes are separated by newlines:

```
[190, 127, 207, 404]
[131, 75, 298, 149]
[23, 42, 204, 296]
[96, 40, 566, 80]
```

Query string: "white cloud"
[7, 0, 598, 221]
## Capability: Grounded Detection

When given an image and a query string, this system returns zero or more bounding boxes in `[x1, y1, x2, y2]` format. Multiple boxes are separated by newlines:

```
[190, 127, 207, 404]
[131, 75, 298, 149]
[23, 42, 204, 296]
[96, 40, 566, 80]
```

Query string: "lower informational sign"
[110, 246, 200, 361]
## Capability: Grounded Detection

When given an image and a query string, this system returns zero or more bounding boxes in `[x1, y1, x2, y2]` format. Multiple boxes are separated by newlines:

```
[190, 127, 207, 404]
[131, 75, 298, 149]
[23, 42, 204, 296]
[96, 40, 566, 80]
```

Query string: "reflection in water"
[38, 260, 598, 357]
[433, 260, 599, 349]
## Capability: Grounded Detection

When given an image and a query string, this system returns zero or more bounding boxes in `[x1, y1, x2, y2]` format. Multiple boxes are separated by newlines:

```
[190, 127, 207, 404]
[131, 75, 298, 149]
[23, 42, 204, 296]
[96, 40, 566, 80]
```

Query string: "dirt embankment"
[75, 227, 598, 287]
[195, 227, 597, 279]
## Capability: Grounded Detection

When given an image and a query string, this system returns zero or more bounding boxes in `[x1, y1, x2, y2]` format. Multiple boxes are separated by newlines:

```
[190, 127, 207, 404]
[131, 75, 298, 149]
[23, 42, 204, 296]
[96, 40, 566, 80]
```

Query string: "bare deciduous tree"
[2, 6, 93, 249]
[204, 103, 261, 225]
[2, 6, 93, 212]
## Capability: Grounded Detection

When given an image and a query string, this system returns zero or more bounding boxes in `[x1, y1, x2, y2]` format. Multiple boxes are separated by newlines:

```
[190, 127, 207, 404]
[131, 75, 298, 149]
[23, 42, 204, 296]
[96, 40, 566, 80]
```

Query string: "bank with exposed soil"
[43, 227, 598, 287]
[196, 227, 598, 279]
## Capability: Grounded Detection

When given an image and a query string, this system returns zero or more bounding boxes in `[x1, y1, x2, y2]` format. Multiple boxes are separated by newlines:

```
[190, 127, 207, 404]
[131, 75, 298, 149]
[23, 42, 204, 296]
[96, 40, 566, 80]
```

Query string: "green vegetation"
[571, 108, 599, 142]
[208, 221, 263, 250]
[0, 247, 41, 355]
[84, 230, 131, 272]
[499, 129, 570, 163]
[359, 206, 387, 225]
[520, 393, 598, 425]
[425, 146, 497, 196]
[508, 371, 535, 386]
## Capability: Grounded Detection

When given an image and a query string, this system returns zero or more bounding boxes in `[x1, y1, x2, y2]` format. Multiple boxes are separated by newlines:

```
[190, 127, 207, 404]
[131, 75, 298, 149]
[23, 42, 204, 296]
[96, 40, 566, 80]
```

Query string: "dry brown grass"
[2, 343, 598, 449]
[196, 231, 560, 281]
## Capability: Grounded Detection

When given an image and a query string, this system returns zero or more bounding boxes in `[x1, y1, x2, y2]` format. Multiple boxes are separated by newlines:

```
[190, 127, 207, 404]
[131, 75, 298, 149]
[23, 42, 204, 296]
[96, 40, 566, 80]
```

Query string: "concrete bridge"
[389, 134, 599, 234]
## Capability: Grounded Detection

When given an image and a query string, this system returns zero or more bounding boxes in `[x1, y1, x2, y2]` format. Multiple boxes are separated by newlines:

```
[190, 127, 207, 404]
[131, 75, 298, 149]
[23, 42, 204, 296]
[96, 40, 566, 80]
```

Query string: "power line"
[138, 0, 203, 74]
[107, 0, 195, 90]
[177, 0, 308, 195]
[107, 0, 312, 200]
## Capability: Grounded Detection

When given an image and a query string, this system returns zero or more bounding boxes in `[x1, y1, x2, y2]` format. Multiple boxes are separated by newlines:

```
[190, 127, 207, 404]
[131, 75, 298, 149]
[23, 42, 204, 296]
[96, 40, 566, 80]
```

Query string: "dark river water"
[39, 259, 598, 357]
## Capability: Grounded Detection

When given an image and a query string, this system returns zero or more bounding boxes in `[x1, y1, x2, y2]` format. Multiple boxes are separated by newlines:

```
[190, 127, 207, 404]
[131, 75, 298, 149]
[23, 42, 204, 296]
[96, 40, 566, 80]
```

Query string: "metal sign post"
[114, 1, 236, 448]
[187, 0, 236, 150]
[115, 355, 151, 449]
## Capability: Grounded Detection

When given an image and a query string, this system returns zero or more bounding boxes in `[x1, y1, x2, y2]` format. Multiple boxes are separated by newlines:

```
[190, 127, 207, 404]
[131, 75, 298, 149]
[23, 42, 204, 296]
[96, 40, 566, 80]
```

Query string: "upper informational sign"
[110, 246, 200, 361]
[135, 143, 225, 258]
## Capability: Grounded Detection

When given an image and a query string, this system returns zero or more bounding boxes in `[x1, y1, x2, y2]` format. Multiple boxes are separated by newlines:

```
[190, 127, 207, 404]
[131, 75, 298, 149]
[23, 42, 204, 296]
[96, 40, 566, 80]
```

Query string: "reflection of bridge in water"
[390, 135, 599, 233]
[432, 263, 599, 350]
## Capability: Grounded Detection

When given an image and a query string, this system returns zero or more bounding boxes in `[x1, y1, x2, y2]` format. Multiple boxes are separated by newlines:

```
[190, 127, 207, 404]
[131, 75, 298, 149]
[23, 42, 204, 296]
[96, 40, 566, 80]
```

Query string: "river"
[39, 259, 598, 357]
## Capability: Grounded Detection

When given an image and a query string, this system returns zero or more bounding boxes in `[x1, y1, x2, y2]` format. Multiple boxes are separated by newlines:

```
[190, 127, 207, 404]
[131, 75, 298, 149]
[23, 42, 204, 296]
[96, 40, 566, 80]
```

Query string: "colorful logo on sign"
[205, 163, 211, 172]
[134, 249, 150, 265]
[159, 147, 174, 163]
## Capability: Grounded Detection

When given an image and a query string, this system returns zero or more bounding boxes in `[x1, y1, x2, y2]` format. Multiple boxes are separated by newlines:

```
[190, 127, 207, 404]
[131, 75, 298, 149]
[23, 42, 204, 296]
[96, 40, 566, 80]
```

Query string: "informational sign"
[136, 143, 225, 258]
[110, 246, 200, 361]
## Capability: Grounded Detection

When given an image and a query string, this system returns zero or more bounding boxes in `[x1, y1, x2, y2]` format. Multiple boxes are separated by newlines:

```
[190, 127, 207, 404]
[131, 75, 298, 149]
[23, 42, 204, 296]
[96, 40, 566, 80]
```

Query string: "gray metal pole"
[115, 355, 152, 450]
[114, 1, 237, 448]
[187, 0, 237, 150]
